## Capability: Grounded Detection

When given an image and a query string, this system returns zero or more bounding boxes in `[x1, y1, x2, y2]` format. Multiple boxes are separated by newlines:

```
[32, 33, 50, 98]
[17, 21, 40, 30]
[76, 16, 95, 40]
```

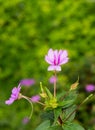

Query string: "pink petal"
[45, 55, 53, 64]
[31, 95, 40, 102]
[47, 49, 54, 62]
[62, 50, 68, 57]
[5, 98, 14, 105]
[48, 65, 61, 71]
[55, 66, 61, 71]
[58, 50, 63, 55]
[20, 79, 35, 86]
[59, 58, 69, 65]
[11, 94, 16, 98]
[22, 117, 29, 124]
[59, 50, 68, 62]
[48, 66, 55, 71]
[58, 50, 63, 64]
[17, 87, 21, 92]
[49, 76, 57, 84]
[17, 83, 21, 90]
[54, 50, 58, 64]
[85, 84, 95, 92]
[12, 87, 17, 94]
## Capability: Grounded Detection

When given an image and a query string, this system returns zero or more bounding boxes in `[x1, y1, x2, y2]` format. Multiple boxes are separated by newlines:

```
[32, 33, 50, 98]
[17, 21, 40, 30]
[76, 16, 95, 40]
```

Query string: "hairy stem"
[36, 101, 45, 106]
[21, 95, 33, 119]
[58, 116, 63, 125]
[54, 70, 57, 97]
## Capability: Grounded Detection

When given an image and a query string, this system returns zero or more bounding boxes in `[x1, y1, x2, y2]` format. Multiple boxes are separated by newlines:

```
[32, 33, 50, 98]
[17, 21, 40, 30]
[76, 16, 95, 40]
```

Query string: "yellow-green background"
[0, 0, 95, 129]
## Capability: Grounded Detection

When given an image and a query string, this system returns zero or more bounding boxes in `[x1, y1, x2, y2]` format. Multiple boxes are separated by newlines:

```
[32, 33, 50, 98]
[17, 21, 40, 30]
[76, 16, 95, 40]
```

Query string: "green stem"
[21, 95, 33, 119]
[36, 101, 45, 106]
[54, 70, 57, 97]
[58, 116, 63, 125]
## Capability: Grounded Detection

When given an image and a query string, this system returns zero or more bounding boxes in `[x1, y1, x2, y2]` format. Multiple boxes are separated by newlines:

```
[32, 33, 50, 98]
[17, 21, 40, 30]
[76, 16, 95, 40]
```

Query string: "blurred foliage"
[0, 0, 95, 129]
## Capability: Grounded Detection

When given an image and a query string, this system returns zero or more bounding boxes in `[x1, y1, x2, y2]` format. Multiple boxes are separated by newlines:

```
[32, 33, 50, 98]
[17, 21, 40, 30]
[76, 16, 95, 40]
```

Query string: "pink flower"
[49, 76, 57, 84]
[5, 84, 21, 105]
[45, 49, 69, 71]
[31, 95, 40, 103]
[22, 117, 29, 124]
[85, 84, 95, 92]
[20, 79, 35, 87]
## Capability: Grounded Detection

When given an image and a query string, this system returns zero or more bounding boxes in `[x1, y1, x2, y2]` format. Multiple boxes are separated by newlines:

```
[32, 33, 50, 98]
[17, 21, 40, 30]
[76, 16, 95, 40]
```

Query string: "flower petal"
[11, 94, 16, 98]
[59, 58, 69, 65]
[55, 65, 61, 71]
[49, 76, 57, 84]
[47, 49, 54, 62]
[59, 50, 68, 63]
[31, 95, 40, 102]
[45, 55, 53, 64]
[5, 98, 14, 105]
[12, 87, 17, 94]
[85, 84, 95, 92]
[48, 65, 61, 71]
[5, 84, 21, 105]
[20, 79, 35, 86]
[54, 50, 58, 64]
[58, 50, 63, 55]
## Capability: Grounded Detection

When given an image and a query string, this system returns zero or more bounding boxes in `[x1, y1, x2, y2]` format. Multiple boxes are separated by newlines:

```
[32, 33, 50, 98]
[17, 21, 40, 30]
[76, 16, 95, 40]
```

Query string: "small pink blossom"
[85, 84, 95, 92]
[49, 76, 57, 84]
[5, 84, 21, 105]
[22, 117, 29, 124]
[45, 49, 69, 71]
[31, 95, 40, 103]
[20, 79, 35, 87]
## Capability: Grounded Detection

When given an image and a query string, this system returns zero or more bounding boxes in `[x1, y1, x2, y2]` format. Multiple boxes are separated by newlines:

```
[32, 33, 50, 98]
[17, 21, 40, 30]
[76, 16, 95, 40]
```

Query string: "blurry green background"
[0, 0, 95, 129]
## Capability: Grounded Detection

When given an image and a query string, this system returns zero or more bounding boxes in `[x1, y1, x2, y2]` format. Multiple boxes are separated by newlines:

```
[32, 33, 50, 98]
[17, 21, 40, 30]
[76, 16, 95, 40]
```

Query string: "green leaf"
[59, 91, 78, 108]
[59, 100, 74, 108]
[57, 91, 67, 100]
[36, 120, 63, 130]
[54, 108, 62, 124]
[64, 91, 78, 101]
[88, 128, 95, 130]
[35, 120, 50, 130]
[62, 122, 85, 130]
[48, 125, 63, 130]
[62, 105, 76, 121]
[41, 110, 54, 123]
[45, 87, 53, 99]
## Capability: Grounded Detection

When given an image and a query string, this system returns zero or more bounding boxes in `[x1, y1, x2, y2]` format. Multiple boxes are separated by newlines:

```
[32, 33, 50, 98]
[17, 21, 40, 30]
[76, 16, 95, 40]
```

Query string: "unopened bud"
[40, 92, 47, 98]
[70, 81, 79, 91]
